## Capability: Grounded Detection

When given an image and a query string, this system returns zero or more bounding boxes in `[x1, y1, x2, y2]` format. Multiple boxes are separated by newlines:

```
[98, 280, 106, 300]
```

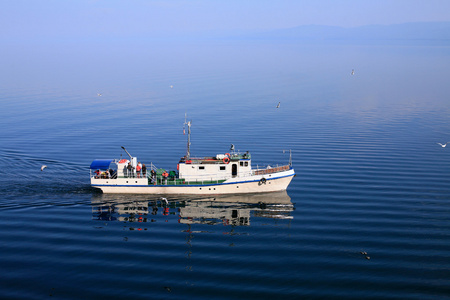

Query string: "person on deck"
[162, 171, 169, 185]
[127, 162, 132, 178]
[151, 170, 156, 184]
[142, 164, 147, 177]
[136, 162, 142, 178]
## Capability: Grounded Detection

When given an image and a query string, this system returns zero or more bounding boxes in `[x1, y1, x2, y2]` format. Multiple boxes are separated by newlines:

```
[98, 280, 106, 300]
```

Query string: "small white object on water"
[161, 197, 168, 205]
[170, 85, 173, 89]
[351, 69, 355, 75]
[276, 101, 280, 108]
[437, 142, 449, 147]
[41, 165, 47, 171]
[97, 93, 102, 96]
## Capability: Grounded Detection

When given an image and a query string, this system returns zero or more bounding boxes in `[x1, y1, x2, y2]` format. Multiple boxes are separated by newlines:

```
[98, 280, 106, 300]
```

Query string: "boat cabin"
[178, 152, 252, 182]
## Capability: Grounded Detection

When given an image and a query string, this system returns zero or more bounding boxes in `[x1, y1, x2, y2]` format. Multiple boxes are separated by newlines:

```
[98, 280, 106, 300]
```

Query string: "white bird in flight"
[41, 165, 47, 171]
[437, 142, 449, 147]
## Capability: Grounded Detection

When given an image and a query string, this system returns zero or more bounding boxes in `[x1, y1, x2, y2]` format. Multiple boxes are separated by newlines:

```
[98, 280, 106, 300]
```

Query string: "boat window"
[245, 162, 248, 167]
[220, 166, 226, 171]
[240, 162, 243, 166]
[199, 166, 205, 170]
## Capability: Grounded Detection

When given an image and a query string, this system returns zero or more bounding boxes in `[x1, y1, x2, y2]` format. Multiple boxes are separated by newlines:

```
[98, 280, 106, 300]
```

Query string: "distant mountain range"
[235, 22, 450, 44]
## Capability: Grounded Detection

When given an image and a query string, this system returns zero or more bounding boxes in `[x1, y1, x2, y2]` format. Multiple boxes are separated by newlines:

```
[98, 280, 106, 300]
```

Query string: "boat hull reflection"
[91, 191, 294, 227]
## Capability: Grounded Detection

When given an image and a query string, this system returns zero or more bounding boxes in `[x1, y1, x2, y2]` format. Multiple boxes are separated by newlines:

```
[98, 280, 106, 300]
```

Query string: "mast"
[283, 149, 292, 167]
[184, 114, 192, 159]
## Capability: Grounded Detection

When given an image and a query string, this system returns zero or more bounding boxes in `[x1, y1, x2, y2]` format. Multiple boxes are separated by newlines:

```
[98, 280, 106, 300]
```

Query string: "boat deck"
[91, 164, 292, 187]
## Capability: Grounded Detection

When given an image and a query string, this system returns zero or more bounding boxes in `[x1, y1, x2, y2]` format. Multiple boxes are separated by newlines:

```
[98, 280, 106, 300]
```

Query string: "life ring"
[225, 153, 231, 158]
[259, 178, 267, 185]
[118, 159, 128, 163]
[223, 157, 230, 164]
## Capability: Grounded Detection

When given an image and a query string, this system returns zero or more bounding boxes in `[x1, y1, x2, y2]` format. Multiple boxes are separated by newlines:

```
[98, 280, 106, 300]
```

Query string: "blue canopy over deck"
[90, 159, 114, 170]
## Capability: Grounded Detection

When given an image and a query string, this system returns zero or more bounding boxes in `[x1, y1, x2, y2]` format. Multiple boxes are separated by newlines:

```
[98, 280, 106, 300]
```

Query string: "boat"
[90, 117, 295, 195]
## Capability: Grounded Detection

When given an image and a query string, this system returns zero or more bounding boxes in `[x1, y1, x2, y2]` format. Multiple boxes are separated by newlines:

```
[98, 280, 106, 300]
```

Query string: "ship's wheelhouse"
[178, 152, 252, 182]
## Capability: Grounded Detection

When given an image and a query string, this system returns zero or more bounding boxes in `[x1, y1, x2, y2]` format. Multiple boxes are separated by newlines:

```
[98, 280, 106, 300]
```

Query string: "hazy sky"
[1, 0, 450, 39]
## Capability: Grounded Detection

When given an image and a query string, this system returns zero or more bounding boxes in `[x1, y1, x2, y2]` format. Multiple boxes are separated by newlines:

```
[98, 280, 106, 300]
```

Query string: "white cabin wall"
[179, 163, 228, 181]
[117, 163, 128, 177]
[237, 159, 251, 176]
[178, 159, 252, 181]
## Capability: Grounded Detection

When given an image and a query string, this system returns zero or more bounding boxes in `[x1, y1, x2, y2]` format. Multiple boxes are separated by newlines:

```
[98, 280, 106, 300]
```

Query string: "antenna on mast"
[183, 114, 192, 159]
[283, 149, 292, 167]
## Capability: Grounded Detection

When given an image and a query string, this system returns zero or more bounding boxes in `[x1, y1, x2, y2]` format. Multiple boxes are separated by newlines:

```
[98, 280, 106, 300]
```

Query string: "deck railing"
[148, 176, 226, 186]
[90, 162, 157, 179]
[91, 170, 149, 179]
[252, 164, 290, 175]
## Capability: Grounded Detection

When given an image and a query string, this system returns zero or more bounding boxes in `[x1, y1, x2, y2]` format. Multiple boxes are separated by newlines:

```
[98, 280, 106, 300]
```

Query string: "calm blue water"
[1, 40, 450, 299]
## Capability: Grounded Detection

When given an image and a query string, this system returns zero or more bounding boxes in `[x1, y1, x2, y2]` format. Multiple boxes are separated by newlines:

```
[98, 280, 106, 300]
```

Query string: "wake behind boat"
[90, 117, 295, 195]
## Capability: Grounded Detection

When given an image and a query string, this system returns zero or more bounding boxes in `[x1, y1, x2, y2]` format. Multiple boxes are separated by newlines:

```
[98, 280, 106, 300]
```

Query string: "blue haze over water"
[0, 37, 450, 299]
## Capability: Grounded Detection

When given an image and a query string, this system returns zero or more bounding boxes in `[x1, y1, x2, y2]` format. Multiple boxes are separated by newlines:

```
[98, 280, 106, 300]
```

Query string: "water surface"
[0, 40, 449, 299]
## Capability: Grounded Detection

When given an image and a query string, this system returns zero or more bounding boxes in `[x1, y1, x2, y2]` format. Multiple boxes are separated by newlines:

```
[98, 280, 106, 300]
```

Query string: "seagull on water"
[437, 142, 449, 147]
[351, 69, 355, 75]
[170, 85, 173, 89]
[360, 251, 370, 260]
[276, 101, 280, 108]
[41, 165, 47, 171]
[161, 197, 169, 205]
[97, 93, 102, 96]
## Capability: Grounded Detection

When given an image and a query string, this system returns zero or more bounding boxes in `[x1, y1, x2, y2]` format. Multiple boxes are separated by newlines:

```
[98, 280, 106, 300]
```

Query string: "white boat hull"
[92, 170, 295, 195]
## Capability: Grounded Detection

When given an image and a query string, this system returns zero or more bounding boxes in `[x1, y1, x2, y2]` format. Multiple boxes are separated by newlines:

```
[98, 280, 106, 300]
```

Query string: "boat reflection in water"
[91, 191, 294, 229]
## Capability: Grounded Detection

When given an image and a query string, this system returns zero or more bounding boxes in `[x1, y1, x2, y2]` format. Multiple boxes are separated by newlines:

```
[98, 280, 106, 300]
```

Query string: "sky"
[1, 0, 450, 40]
